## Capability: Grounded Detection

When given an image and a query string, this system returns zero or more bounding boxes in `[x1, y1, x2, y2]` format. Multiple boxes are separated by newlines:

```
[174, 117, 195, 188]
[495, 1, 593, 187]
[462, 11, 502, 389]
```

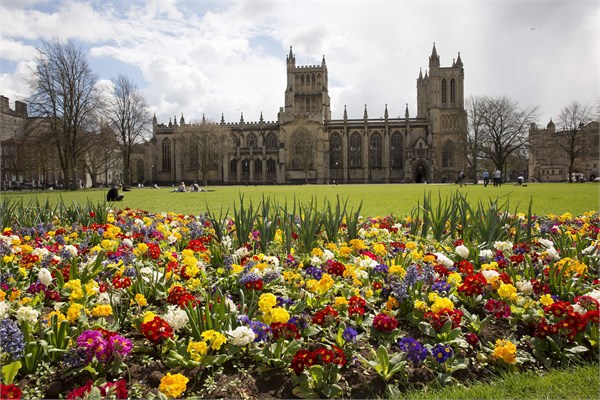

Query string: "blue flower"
[342, 327, 358, 343]
[0, 318, 25, 360]
[431, 280, 451, 294]
[431, 343, 453, 363]
[398, 337, 429, 365]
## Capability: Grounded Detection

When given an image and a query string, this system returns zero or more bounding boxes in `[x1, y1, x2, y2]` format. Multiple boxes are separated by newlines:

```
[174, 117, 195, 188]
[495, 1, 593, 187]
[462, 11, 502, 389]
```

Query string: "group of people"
[174, 181, 203, 192]
[481, 169, 502, 187]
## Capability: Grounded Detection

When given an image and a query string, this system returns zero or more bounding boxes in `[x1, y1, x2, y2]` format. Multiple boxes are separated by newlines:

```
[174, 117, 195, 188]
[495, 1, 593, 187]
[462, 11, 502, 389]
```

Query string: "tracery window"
[391, 132, 403, 168]
[329, 133, 342, 168]
[349, 132, 361, 168]
[441, 79, 447, 104]
[162, 138, 171, 171]
[450, 79, 456, 103]
[369, 132, 382, 168]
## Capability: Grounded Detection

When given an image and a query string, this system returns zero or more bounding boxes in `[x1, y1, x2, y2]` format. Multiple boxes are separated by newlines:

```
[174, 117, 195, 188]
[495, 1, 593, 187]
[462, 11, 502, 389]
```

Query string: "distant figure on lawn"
[190, 181, 202, 192]
[493, 169, 502, 187]
[482, 170, 490, 187]
[107, 185, 124, 201]
[176, 181, 186, 192]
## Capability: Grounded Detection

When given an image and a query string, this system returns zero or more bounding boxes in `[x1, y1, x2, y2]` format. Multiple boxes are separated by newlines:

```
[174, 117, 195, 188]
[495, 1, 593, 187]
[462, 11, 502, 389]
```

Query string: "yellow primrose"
[258, 293, 277, 312]
[414, 300, 429, 312]
[91, 304, 113, 317]
[349, 239, 367, 251]
[447, 273, 462, 285]
[539, 294, 554, 306]
[311, 248, 324, 258]
[142, 311, 157, 324]
[45, 310, 67, 325]
[492, 339, 517, 364]
[498, 283, 518, 302]
[201, 330, 227, 350]
[373, 243, 387, 256]
[431, 296, 455, 313]
[134, 293, 147, 307]
[187, 340, 209, 361]
[66, 303, 85, 323]
[334, 297, 348, 307]
[338, 246, 353, 258]
[388, 265, 405, 277]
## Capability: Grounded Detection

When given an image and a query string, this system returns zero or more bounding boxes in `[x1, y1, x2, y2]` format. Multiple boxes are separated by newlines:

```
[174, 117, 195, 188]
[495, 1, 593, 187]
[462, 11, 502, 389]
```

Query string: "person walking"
[493, 169, 501, 187]
[457, 171, 465, 187]
[482, 170, 490, 187]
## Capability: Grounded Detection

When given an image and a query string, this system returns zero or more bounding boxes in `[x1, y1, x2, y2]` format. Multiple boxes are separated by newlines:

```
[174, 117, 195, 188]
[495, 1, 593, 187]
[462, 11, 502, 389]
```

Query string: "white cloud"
[0, 0, 598, 126]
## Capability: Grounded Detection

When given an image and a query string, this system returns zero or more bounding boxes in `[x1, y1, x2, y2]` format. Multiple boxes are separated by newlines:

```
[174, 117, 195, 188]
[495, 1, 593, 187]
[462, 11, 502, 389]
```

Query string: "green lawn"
[2, 182, 599, 217]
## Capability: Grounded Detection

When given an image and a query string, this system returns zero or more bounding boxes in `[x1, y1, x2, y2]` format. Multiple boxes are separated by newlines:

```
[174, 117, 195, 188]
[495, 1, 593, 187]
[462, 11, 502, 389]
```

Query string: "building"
[528, 119, 599, 182]
[134, 44, 467, 185]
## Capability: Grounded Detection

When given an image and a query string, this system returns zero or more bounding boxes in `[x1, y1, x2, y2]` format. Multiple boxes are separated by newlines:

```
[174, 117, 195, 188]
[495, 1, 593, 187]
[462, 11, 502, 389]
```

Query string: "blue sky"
[1, 0, 598, 125]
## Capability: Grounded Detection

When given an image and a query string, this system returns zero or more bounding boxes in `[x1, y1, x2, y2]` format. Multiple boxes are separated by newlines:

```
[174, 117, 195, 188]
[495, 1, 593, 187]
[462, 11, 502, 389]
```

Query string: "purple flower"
[432, 343, 453, 363]
[110, 334, 133, 356]
[398, 337, 429, 365]
[248, 320, 272, 342]
[342, 327, 358, 343]
[76, 330, 105, 351]
[431, 280, 451, 294]
[0, 318, 25, 360]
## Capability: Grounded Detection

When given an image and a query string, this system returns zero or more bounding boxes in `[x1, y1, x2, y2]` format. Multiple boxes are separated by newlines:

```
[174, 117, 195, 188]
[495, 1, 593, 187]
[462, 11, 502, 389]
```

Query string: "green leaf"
[418, 321, 437, 337]
[376, 345, 390, 370]
[1, 361, 22, 385]
[566, 346, 589, 354]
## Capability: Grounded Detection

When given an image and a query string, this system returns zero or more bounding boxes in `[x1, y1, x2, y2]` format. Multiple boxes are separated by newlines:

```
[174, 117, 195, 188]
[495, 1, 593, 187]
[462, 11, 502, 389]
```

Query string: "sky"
[0, 0, 598, 127]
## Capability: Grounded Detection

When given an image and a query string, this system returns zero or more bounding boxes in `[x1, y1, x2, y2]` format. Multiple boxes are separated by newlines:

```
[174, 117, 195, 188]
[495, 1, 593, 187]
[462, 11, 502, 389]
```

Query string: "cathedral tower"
[282, 46, 331, 123]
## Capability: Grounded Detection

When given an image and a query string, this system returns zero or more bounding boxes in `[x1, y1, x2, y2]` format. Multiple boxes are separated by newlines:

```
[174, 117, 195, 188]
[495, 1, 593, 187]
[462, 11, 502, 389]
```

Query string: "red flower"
[373, 313, 398, 332]
[89, 211, 96, 218]
[67, 380, 93, 400]
[0, 384, 22, 400]
[141, 316, 174, 344]
[100, 379, 128, 399]
[271, 322, 301, 340]
[312, 305, 339, 326]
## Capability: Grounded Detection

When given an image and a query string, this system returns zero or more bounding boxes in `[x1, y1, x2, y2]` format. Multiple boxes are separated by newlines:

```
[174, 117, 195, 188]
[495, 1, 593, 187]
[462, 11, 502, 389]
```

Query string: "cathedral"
[135, 44, 467, 185]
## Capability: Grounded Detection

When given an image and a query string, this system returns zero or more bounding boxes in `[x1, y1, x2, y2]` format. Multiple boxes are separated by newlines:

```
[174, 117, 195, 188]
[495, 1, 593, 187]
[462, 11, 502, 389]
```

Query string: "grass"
[2, 182, 599, 216]
[405, 363, 599, 400]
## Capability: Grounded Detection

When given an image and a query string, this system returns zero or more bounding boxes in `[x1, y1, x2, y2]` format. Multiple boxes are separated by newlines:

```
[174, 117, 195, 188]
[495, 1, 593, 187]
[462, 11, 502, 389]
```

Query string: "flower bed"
[0, 203, 598, 399]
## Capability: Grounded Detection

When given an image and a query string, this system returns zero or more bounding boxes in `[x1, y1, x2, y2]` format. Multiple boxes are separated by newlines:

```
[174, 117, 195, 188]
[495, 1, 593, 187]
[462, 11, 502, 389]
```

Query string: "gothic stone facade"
[528, 119, 599, 182]
[136, 44, 467, 185]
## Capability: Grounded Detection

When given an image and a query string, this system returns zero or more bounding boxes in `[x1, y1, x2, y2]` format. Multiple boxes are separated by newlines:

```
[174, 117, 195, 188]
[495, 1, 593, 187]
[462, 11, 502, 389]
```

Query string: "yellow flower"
[405, 241, 417, 250]
[334, 297, 348, 307]
[134, 293, 147, 307]
[373, 243, 387, 256]
[0, 290, 6, 301]
[386, 296, 399, 311]
[539, 294, 554, 306]
[159, 373, 189, 398]
[338, 246, 352, 258]
[201, 330, 227, 350]
[388, 265, 405, 276]
[498, 283, 518, 302]
[91, 304, 113, 317]
[428, 292, 440, 302]
[231, 264, 244, 274]
[45, 310, 67, 325]
[134, 243, 149, 257]
[311, 248, 324, 258]
[187, 340, 208, 361]
[67, 303, 85, 323]
[267, 307, 290, 324]
[431, 297, 455, 313]
[555, 257, 587, 276]
[447, 273, 462, 286]
[258, 293, 277, 312]
[64, 279, 84, 301]
[349, 239, 366, 251]
[3, 254, 14, 263]
[492, 339, 517, 364]
[414, 300, 429, 312]
[100, 239, 118, 252]
[142, 311, 157, 324]
[364, 289, 374, 298]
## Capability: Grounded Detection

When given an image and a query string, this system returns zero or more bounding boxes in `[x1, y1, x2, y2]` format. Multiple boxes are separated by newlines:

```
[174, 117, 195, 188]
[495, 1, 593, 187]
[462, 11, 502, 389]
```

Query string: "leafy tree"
[108, 75, 151, 187]
[28, 39, 101, 190]
[557, 101, 592, 182]
[465, 96, 485, 183]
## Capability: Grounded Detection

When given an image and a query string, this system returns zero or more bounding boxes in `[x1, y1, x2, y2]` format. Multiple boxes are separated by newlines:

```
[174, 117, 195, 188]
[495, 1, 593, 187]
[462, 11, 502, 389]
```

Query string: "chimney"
[15, 101, 27, 117]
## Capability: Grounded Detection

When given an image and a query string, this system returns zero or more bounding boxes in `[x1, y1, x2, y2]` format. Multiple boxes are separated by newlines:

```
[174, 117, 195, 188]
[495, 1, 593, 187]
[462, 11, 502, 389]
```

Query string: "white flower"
[167, 235, 177, 245]
[163, 305, 189, 332]
[134, 218, 144, 226]
[221, 236, 233, 251]
[310, 255, 323, 266]
[63, 245, 78, 257]
[358, 257, 378, 269]
[582, 243, 599, 255]
[393, 223, 403, 230]
[516, 280, 533, 295]
[494, 241, 512, 252]
[455, 245, 469, 259]
[32, 247, 50, 258]
[572, 304, 587, 315]
[481, 269, 500, 283]
[140, 267, 163, 283]
[546, 247, 560, 261]
[586, 289, 600, 301]
[0, 301, 10, 319]
[433, 253, 454, 268]
[97, 292, 111, 305]
[38, 268, 53, 286]
[16, 306, 39, 325]
[538, 239, 554, 249]
[235, 246, 249, 259]
[227, 326, 256, 346]
[479, 249, 493, 259]
[321, 250, 334, 261]
[122, 238, 133, 248]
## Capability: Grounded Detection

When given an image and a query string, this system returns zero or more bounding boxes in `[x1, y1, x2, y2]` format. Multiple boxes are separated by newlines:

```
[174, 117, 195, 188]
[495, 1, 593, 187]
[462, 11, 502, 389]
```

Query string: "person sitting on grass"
[107, 185, 124, 201]
[190, 181, 202, 192]
[175, 181, 186, 192]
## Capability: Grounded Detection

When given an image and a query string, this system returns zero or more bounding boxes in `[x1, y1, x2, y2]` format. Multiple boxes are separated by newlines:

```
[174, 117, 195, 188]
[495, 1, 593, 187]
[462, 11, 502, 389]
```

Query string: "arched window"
[267, 159, 276, 173]
[290, 127, 315, 170]
[369, 132, 382, 168]
[442, 140, 454, 168]
[301, 75, 305, 85]
[230, 159, 238, 174]
[162, 138, 171, 171]
[247, 133, 257, 148]
[450, 79, 456, 103]
[254, 159, 262, 176]
[349, 132, 361, 168]
[441, 79, 447, 104]
[265, 132, 278, 149]
[311, 74, 316, 85]
[329, 133, 342, 168]
[391, 132, 403, 168]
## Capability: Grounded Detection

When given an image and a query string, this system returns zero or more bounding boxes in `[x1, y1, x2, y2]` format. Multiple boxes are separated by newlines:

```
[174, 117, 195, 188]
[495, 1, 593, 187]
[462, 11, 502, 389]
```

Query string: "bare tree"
[465, 96, 485, 183]
[288, 120, 320, 184]
[477, 96, 538, 179]
[108, 75, 151, 187]
[557, 101, 592, 182]
[28, 39, 100, 190]
[84, 123, 121, 187]
[179, 122, 228, 186]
